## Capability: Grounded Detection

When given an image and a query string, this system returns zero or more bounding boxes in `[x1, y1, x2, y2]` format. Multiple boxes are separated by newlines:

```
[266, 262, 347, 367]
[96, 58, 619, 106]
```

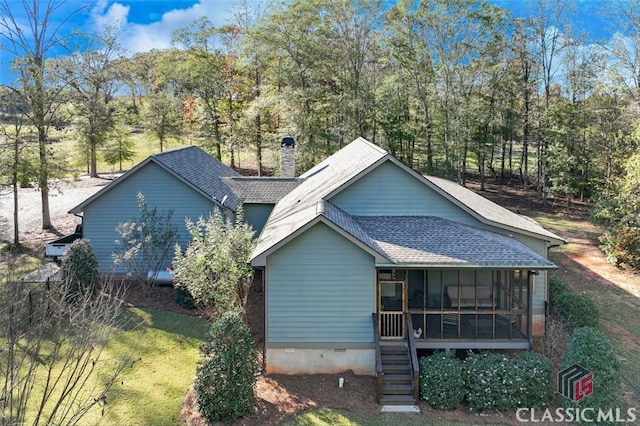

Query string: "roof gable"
[251, 138, 388, 263]
[251, 137, 564, 266]
[70, 146, 241, 214]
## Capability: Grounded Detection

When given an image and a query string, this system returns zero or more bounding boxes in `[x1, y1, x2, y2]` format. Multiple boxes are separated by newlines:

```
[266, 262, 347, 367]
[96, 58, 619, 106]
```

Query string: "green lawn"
[83, 308, 209, 426]
[283, 409, 506, 426]
[1, 253, 210, 426]
[48, 126, 267, 178]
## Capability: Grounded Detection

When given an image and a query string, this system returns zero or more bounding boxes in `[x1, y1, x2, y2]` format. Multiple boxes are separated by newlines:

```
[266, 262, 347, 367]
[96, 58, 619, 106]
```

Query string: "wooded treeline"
[1, 0, 639, 267]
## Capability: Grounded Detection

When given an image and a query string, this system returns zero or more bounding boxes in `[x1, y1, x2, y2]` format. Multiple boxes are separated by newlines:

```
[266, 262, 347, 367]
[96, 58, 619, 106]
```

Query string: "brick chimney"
[280, 137, 295, 178]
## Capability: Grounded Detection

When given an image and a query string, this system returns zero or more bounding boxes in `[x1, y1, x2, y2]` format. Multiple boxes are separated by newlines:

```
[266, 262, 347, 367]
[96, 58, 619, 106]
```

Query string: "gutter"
[373, 263, 558, 270]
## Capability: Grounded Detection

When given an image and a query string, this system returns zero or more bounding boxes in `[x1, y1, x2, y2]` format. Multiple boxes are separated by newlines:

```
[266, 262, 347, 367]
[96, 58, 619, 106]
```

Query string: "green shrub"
[508, 352, 553, 408]
[560, 327, 621, 421]
[554, 292, 599, 328]
[462, 351, 553, 412]
[61, 239, 99, 300]
[463, 352, 513, 411]
[174, 284, 196, 310]
[599, 226, 640, 270]
[549, 275, 571, 305]
[194, 310, 259, 423]
[419, 352, 465, 409]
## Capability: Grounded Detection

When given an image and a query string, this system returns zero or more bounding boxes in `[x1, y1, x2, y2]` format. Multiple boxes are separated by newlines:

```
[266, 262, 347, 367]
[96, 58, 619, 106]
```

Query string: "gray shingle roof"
[354, 216, 556, 267]
[70, 146, 243, 214]
[251, 138, 387, 261]
[222, 177, 304, 207]
[251, 137, 563, 267]
[153, 146, 242, 208]
[321, 201, 388, 260]
[425, 176, 565, 244]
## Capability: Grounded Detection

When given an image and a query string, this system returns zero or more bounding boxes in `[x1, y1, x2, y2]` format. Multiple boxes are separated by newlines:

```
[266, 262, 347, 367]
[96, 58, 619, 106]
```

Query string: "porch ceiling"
[354, 216, 556, 269]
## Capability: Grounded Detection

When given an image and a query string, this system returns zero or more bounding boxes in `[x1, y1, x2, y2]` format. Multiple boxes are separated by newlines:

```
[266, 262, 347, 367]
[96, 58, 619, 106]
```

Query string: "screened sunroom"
[377, 268, 535, 350]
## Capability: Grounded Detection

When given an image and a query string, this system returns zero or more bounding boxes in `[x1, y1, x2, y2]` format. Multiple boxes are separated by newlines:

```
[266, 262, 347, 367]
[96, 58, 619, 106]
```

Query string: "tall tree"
[172, 17, 230, 160]
[60, 28, 123, 177]
[386, 0, 437, 172]
[0, 90, 29, 246]
[602, 0, 640, 101]
[509, 18, 537, 189]
[528, 0, 574, 203]
[322, 0, 384, 146]
[235, 0, 270, 175]
[251, 0, 331, 169]
[0, 0, 85, 230]
[134, 49, 185, 152]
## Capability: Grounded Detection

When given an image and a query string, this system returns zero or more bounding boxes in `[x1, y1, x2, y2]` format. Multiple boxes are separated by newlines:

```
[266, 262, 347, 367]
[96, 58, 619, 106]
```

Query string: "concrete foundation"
[265, 348, 375, 375]
[533, 313, 546, 336]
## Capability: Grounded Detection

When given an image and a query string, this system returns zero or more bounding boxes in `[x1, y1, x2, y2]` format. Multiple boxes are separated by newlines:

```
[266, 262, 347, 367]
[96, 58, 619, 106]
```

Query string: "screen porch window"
[379, 269, 530, 341]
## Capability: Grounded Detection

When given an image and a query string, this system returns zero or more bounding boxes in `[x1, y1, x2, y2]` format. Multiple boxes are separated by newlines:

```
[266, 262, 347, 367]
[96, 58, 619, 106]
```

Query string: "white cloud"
[92, 0, 130, 30]
[91, 1, 239, 55]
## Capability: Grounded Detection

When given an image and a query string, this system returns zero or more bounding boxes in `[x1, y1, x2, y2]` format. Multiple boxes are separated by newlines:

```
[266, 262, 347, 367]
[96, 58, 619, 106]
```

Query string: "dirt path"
[0, 175, 117, 248]
[545, 218, 640, 407]
[558, 226, 640, 298]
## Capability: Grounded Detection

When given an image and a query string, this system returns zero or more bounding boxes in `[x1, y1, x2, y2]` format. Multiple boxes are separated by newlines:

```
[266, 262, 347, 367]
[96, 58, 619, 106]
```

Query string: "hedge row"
[549, 275, 599, 328]
[560, 327, 622, 419]
[551, 276, 624, 424]
[419, 351, 553, 412]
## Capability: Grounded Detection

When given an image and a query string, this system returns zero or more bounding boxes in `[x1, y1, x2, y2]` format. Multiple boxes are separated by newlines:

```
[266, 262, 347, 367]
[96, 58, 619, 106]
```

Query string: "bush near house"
[560, 327, 622, 419]
[418, 352, 465, 409]
[419, 351, 553, 412]
[463, 352, 514, 411]
[509, 352, 554, 408]
[549, 275, 571, 305]
[60, 238, 99, 300]
[194, 310, 259, 423]
[174, 284, 196, 310]
[548, 275, 599, 328]
[554, 292, 599, 328]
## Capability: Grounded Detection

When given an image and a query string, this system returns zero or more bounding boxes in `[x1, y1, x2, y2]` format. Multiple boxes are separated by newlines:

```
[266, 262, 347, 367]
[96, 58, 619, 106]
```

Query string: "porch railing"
[379, 311, 404, 338]
[406, 313, 420, 402]
[372, 313, 382, 403]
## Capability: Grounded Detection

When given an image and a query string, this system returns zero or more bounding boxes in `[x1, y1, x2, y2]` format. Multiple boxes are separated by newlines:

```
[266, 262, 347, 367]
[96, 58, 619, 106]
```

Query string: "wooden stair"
[379, 345, 416, 405]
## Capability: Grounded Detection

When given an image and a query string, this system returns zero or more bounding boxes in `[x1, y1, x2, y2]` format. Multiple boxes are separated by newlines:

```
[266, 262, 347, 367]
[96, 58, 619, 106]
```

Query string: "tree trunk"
[13, 135, 20, 245]
[38, 126, 52, 230]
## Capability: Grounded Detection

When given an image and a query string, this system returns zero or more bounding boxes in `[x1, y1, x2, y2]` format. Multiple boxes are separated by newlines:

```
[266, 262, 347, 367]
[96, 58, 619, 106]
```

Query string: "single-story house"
[69, 137, 564, 403]
[69, 145, 300, 274]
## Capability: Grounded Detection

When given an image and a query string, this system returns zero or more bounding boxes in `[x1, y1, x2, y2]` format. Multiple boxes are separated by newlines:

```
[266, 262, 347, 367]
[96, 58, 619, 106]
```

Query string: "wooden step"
[381, 373, 412, 383]
[382, 365, 410, 375]
[382, 383, 414, 395]
[379, 394, 416, 405]
[381, 345, 407, 353]
[382, 353, 409, 363]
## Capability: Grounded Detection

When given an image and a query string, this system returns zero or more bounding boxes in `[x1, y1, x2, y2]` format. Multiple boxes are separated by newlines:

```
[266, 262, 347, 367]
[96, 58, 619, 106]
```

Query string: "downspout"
[261, 266, 267, 374]
[528, 271, 535, 350]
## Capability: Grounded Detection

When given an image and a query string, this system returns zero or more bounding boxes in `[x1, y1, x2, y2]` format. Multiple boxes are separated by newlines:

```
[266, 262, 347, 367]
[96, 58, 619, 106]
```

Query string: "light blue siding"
[330, 160, 550, 313]
[242, 203, 274, 237]
[83, 162, 221, 273]
[266, 222, 375, 343]
[331, 161, 480, 225]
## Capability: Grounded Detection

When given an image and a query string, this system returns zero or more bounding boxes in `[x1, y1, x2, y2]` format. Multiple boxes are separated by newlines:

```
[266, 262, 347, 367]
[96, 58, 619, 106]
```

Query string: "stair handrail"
[372, 313, 382, 403]
[406, 313, 420, 401]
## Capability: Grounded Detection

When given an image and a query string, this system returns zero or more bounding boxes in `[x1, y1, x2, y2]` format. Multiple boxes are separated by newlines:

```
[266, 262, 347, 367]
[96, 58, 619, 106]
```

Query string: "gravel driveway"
[0, 175, 117, 244]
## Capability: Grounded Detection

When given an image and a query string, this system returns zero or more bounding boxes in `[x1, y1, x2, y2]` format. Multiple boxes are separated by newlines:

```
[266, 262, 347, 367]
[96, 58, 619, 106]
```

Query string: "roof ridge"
[151, 145, 201, 157]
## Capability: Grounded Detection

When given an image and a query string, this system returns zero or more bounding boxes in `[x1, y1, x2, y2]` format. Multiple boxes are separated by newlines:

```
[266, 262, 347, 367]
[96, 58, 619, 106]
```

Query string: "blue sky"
[88, 0, 613, 53]
[0, 0, 620, 83]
